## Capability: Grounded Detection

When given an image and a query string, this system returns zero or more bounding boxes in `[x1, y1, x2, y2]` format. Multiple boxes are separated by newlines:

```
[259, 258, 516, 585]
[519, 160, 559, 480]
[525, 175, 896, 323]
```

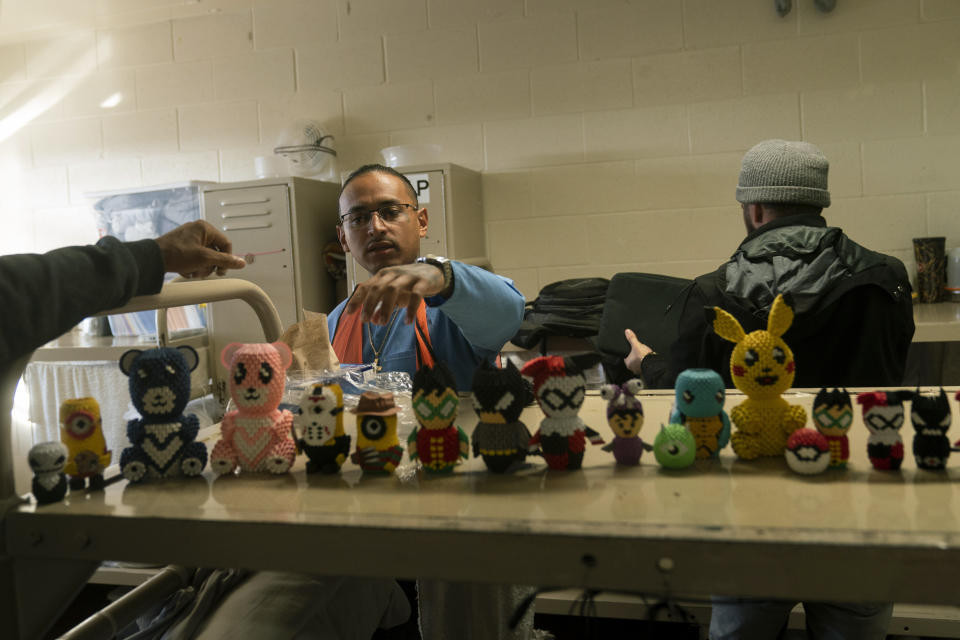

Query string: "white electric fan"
[273, 119, 337, 181]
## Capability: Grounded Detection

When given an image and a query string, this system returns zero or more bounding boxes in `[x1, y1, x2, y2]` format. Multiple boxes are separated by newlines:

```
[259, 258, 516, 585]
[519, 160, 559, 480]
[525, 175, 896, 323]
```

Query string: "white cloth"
[23, 354, 214, 452]
[194, 573, 410, 640]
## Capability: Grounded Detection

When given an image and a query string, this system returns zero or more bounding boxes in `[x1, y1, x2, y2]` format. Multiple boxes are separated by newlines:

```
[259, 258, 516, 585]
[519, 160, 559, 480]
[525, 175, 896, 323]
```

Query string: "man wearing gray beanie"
[627, 138, 912, 388]
[625, 139, 913, 638]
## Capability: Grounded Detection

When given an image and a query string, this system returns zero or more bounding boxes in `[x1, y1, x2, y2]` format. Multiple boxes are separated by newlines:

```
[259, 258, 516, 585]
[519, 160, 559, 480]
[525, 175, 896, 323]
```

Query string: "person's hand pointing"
[155, 220, 246, 278]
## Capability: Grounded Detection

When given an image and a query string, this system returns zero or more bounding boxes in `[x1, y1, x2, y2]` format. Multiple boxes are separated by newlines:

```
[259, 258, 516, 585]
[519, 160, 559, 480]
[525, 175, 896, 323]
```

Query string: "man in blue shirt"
[328, 164, 524, 391]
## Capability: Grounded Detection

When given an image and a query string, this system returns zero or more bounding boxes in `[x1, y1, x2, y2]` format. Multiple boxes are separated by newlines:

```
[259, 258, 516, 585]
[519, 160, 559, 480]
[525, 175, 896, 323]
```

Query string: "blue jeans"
[709, 597, 893, 640]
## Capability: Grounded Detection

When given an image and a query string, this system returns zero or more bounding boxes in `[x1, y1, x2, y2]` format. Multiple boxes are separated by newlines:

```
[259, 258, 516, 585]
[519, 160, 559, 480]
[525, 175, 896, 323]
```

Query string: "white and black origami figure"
[294, 382, 350, 474]
[911, 388, 951, 471]
[29, 441, 69, 505]
[857, 391, 912, 471]
[521, 354, 604, 471]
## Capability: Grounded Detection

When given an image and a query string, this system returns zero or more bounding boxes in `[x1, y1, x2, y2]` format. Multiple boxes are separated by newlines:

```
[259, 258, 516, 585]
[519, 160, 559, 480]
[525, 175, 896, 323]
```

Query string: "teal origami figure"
[669, 368, 730, 459]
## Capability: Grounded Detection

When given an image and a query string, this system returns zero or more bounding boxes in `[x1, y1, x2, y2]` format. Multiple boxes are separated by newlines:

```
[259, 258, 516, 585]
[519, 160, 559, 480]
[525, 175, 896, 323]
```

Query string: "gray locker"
[202, 176, 340, 403]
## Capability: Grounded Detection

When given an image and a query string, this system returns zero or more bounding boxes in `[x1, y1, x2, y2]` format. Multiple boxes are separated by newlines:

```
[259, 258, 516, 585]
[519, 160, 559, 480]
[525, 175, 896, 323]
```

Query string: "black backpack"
[511, 278, 610, 350]
[595, 272, 692, 383]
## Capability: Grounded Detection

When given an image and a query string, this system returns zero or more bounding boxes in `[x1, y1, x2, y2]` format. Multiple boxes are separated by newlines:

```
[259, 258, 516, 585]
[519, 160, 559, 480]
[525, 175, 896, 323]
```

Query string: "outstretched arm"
[0, 237, 161, 363]
[0, 220, 245, 363]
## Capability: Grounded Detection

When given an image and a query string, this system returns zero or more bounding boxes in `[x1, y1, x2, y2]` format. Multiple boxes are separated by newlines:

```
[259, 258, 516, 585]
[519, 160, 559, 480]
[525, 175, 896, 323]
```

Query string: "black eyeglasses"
[338, 203, 416, 229]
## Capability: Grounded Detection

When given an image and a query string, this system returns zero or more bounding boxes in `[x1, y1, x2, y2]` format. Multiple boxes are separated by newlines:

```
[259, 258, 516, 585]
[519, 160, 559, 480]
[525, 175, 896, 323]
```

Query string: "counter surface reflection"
[10, 388, 960, 603]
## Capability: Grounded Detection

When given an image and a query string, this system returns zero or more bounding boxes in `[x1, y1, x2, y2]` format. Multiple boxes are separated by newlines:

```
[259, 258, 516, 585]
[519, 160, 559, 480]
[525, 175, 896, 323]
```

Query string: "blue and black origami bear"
[119, 346, 208, 482]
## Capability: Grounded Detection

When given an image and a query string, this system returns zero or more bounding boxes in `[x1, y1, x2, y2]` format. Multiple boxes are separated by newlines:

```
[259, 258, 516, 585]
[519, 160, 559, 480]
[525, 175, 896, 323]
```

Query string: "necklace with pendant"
[366, 309, 400, 372]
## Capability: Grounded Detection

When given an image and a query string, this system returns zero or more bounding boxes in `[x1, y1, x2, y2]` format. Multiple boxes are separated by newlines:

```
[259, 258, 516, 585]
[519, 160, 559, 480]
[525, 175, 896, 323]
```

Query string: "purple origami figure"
[600, 379, 651, 465]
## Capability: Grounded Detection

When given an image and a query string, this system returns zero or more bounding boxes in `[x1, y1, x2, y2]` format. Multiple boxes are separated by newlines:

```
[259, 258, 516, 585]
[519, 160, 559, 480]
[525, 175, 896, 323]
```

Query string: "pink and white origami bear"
[211, 342, 297, 475]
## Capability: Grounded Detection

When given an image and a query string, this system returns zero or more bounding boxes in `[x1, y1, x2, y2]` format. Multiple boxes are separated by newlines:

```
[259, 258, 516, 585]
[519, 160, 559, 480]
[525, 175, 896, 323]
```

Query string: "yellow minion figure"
[350, 392, 403, 474]
[295, 382, 351, 474]
[59, 397, 112, 490]
[709, 293, 807, 459]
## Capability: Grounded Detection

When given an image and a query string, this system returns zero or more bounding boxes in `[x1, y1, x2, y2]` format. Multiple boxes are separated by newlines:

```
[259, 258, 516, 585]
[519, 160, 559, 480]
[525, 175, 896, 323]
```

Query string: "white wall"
[0, 0, 957, 299]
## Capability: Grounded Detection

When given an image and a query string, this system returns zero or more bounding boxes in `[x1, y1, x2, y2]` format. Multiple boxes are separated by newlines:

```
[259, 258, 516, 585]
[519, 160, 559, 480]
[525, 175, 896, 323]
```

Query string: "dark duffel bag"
[511, 277, 610, 350]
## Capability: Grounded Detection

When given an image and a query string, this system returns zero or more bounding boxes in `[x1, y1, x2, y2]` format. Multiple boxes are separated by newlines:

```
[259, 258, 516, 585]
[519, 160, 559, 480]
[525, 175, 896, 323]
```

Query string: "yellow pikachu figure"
[708, 294, 807, 460]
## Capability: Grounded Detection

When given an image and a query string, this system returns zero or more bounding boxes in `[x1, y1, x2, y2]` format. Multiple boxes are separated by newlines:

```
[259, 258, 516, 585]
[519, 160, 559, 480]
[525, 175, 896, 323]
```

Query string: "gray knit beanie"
[735, 139, 830, 208]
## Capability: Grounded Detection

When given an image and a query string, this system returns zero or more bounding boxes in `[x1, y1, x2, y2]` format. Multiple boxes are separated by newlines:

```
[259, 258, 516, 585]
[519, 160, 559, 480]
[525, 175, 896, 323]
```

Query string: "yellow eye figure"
[350, 392, 403, 474]
[59, 397, 111, 491]
[708, 294, 807, 460]
[408, 362, 469, 474]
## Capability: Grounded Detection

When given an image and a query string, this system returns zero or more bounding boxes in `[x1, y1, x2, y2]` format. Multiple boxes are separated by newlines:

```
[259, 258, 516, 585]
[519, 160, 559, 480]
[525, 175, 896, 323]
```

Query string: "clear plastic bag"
[284, 364, 411, 399]
[280, 365, 418, 445]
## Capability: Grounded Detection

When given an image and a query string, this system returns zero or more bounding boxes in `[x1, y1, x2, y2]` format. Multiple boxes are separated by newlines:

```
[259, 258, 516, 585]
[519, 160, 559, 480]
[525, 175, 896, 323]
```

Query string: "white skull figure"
[296, 384, 341, 446]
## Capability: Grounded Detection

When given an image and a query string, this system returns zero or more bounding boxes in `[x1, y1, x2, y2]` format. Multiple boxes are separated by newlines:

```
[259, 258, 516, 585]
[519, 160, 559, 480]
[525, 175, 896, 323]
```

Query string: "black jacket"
[641, 214, 915, 389]
[0, 237, 164, 366]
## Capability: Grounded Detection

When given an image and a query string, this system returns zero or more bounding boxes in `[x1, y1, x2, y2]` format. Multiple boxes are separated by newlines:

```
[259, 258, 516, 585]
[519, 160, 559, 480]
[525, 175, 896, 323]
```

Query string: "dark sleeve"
[641, 283, 729, 389]
[0, 236, 164, 362]
[829, 286, 915, 387]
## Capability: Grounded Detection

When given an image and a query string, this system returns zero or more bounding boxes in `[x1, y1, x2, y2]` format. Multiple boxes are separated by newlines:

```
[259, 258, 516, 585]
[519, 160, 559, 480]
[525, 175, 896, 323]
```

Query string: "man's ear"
[336, 225, 350, 254]
[417, 207, 428, 239]
[748, 203, 764, 228]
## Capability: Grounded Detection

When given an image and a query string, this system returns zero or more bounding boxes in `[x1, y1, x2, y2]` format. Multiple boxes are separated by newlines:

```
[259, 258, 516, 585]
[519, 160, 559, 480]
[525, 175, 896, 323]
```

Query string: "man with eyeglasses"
[325, 164, 531, 638]
[329, 164, 524, 391]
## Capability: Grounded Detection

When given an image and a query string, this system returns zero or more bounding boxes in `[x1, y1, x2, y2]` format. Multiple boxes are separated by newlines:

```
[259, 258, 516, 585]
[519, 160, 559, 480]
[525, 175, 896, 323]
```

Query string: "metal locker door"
[203, 184, 297, 402]
[404, 169, 446, 256]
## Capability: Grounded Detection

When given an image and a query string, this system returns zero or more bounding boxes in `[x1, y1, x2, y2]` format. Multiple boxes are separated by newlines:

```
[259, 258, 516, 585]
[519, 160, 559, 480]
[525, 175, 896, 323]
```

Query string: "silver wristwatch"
[417, 255, 454, 296]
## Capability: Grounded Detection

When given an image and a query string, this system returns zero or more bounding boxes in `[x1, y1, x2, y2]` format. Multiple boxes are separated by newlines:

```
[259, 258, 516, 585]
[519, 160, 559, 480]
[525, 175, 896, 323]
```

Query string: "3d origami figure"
[351, 391, 404, 474]
[669, 368, 730, 459]
[708, 293, 806, 460]
[911, 388, 951, 470]
[59, 397, 111, 490]
[857, 391, 912, 471]
[784, 428, 831, 475]
[119, 346, 207, 482]
[471, 360, 534, 473]
[294, 382, 351, 474]
[599, 379, 650, 466]
[521, 354, 604, 471]
[953, 389, 960, 451]
[408, 361, 468, 473]
[653, 423, 696, 469]
[812, 388, 852, 468]
[211, 342, 297, 475]
[28, 441, 69, 504]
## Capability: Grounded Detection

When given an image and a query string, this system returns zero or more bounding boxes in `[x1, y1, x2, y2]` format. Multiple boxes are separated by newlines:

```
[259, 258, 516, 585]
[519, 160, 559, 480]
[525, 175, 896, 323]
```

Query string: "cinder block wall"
[0, 0, 957, 300]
